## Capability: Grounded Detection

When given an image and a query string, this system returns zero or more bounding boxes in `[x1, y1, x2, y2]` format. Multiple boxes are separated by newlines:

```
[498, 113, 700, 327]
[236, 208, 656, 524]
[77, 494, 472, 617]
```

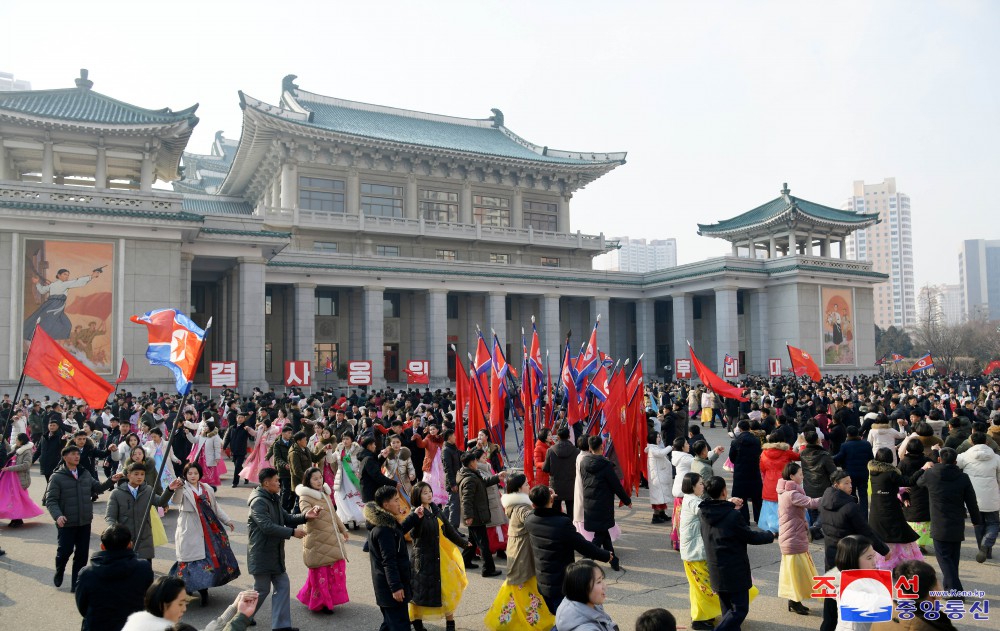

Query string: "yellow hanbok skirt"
[484, 577, 555, 631]
[150, 506, 168, 547]
[778, 552, 818, 602]
[683, 560, 759, 621]
[409, 520, 468, 620]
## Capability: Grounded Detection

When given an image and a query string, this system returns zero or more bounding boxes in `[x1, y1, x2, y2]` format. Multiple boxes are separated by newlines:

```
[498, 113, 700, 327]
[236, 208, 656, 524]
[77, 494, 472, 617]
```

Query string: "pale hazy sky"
[4, 1, 997, 287]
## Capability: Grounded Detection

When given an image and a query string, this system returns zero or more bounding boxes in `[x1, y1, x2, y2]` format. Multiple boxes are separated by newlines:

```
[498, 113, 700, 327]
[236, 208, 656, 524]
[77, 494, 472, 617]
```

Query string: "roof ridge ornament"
[781, 182, 792, 204]
[489, 108, 504, 128]
[75, 68, 93, 90]
[282, 74, 299, 95]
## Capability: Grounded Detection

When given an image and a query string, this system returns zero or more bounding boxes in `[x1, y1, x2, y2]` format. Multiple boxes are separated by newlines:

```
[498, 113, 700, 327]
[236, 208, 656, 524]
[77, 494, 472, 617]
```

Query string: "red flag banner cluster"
[787, 344, 822, 382]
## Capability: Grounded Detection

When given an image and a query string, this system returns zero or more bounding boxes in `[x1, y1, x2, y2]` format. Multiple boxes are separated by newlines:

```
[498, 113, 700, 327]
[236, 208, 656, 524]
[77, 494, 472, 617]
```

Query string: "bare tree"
[913, 284, 969, 373]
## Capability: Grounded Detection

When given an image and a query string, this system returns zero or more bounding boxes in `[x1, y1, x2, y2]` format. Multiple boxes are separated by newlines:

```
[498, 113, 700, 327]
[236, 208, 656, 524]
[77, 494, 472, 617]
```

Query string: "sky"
[3, 0, 997, 288]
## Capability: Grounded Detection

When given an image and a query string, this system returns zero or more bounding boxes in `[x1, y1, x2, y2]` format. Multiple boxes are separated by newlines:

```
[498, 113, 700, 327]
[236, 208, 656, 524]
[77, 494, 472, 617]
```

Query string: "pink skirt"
[296, 560, 349, 611]
[0, 471, 43, 520]
[197, 453, 222, 486]
[670, 497, 683, 551]
[875, 542, 924, 571]
[240, 442, 273, 483]
[424, 454, 450, 505]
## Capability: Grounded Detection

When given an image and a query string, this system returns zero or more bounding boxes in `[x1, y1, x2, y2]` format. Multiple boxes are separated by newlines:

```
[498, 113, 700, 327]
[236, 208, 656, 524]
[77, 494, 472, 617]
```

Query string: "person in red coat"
[533, 428, 552, 487]
[758, 432, 800, 533]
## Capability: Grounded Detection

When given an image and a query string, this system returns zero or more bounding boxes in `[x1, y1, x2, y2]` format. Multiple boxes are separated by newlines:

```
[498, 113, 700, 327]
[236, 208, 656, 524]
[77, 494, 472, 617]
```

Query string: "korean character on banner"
[941, 600, 965, 620]
[969, 600, 989, 620]
[896, 601, 917, 620]
[920, 600, 942, 620]
[810, 576, 838, 599]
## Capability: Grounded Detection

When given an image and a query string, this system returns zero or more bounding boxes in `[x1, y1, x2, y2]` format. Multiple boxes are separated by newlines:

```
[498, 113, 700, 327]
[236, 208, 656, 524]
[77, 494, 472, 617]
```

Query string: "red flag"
[24, 325, 114, 410]
[454, 353, 469, 450]
[787, 344, 822, 382]
[114, 358, 129, 385]
[626, 360, 647, 493]
[521, 336, 536, 487]
[467, 368, 487, 443]
[689, 343, 748, 402]
[983, 360, 1000, 376]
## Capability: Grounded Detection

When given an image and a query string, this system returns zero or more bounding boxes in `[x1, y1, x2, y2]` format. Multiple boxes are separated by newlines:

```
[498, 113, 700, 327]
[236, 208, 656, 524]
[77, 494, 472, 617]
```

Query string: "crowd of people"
[0, 368, 997, 631]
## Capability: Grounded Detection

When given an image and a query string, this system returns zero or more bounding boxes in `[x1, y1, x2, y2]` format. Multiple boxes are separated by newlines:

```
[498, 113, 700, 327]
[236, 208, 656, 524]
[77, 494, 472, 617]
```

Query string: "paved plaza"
[1, 424, 997, 630]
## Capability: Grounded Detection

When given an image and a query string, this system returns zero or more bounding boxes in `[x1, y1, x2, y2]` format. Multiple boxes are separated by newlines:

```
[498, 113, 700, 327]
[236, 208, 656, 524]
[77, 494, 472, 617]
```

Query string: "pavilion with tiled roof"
[698, 183, 880, 259]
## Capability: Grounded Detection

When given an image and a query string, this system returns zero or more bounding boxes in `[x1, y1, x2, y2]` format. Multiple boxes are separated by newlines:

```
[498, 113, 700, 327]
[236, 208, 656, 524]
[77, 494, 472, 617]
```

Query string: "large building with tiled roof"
[0, 71, 887, 394]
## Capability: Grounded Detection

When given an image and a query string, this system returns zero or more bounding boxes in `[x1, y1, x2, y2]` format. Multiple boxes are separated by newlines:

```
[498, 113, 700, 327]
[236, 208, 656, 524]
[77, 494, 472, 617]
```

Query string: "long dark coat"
[524, 507, 611, 610]
[542, 439, 579, 501]
[365, 501, 415, 608]
[698, 498, 775, 593]
[898, 452, 930, 522]
[799, 443, 837, 498]
[406, 503, 468, 608]
[916, 463, 981, 542]
[867, 460, 918, 544]
[729, 431, 762, 499]
[819, 486, 889, 571]
[580, 453, 630, 532]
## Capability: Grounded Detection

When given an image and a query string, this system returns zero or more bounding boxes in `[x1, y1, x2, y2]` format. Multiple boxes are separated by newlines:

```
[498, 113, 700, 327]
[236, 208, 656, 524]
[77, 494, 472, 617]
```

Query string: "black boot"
[412, 620, 425, 631]
[788, 600, 810, 615]
[200, 589, 209, 607]
[54, 561, 66, 587]
[446, 621, 456, 631]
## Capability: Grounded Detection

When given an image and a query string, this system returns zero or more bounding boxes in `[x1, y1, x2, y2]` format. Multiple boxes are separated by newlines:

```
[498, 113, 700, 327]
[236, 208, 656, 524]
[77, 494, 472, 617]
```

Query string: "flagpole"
[2, 319, 42, 447]
[134, 318, 212, 551]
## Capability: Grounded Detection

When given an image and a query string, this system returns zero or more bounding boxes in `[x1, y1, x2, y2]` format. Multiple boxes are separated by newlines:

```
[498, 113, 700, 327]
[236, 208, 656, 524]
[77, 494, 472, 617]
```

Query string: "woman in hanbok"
[382, 434, 417, 516]
[0, 433, 44, 527]
[898, 439, 932, 552]
[406, 481, 471, 631]
[485, 474, 555, 631]
[186, 420, 224, 488]
[296, 466, 350, 613]
[868, 447, 923, 570]
[170, 461, 239, 606]
[112, 432, 142, 474]
[312, 426, 339, 489]
[240, 416, 278, 483]
[478, 448, 509, 553]
[332, 432, 366, 529]
[414, 424, 449, 504]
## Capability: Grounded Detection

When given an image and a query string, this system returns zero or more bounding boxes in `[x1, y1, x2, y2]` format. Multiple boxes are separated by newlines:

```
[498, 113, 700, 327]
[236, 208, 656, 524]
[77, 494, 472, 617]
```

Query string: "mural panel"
[821, 286, 855, 366]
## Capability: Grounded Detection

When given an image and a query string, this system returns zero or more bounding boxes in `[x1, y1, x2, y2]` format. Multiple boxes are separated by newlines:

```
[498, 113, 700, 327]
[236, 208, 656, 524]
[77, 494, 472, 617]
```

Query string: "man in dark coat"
[223, 412, 254, 487]
[458, 449, 506, 577]
[819, 469, 889, 571]
[580, 435, 631, 569]
[104, 462, 180, 560]
[916, 447, 981, 591]
[833, 426, 874, 516]
[247, 467, 316, 631]
[75, 524, 154, 631]
[44, 445, 121, 591]
[799, 430, 836, 538]
[38, 417, 67, 481]
[266, 425, 295, 511]
[359, 436, 398, 503]
[365, 485, 413, 631]
[441, 428, 463, 529]
[543, 425, 580, 516]
[699, 476, 775, 631]
[523, 485, 612, 614]
[729, 420, 763, 524]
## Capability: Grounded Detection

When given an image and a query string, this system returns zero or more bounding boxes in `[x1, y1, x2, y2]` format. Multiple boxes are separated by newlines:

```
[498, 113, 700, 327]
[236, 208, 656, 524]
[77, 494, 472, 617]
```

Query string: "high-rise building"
[959, 239, 1000, 321]
[917, 284, 965, 327]
[844, 178, 915, 329]
[593, 236, 677, 272]
[0, 72, 30, 92]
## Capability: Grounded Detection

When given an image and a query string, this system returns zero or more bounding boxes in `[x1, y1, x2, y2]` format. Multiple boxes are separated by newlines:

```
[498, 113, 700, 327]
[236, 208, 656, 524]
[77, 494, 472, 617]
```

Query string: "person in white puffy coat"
[644, 430, 673, 524]
[866, 415, 907, 465]
[670, 438, 694, 551]
[957, 433, 1000, 561]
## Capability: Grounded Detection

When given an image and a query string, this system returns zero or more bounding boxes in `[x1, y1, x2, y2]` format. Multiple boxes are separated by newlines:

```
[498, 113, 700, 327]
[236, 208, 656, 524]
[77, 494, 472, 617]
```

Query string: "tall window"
[299, 176, 345, 212]
[473, 194, 510, 227]
[362, 182, 403, 218]
[490, 253, 509, 264]
[376, 245, 400, 257]
[524, 199, 558, 231]
[436, 249, 456, 262]
[264, 289, 272, 315]
[384, 292, 401, 318]
[265, 342, 273, 373]
[420, 189, 459, 222]
[315, 290, 338, 316]
[314, 343, 339, 374]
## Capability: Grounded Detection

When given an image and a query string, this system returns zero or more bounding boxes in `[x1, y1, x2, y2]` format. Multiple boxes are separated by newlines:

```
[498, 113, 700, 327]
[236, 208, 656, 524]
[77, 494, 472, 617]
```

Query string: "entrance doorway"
[384, 344, 399, 382]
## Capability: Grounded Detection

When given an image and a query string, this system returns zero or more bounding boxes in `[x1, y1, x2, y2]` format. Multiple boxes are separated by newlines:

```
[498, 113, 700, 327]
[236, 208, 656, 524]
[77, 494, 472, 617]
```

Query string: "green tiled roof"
[266, 89, 626, 166]
[0, 200, 204, 222]
[181, 197, 253, 216]
[0, 87, 198, 126]
[698, 193, 879, 235]
[200, 227, 290, 238]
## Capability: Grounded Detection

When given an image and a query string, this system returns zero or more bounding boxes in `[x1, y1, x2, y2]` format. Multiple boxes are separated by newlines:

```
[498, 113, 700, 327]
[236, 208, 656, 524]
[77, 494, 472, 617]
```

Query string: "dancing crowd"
[0, 369, 997, 631]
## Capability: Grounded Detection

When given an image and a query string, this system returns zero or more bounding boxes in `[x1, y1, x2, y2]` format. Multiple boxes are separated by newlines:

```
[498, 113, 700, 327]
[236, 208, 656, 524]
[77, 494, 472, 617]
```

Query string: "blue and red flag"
[323, 357, 334, 375]
[907, 353, 935, 375]
[130, 309, 210, 395]
[574, 318, 601, 389]
[891, 353, 905, 363]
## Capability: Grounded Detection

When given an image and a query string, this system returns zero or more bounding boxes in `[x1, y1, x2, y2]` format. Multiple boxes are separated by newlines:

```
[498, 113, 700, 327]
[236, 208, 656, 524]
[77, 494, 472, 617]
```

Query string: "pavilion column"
[715, 287, 739, 374]
[460, 181, 472, 224]
[405, 175, 418, 220]
[363, 286, 386, 388]
[731, 242, 739, 256]
[557, 195, 570, 232]
[807, 232, 815, 256]
[839, 237, 847, 259]
[294, 283, 316, 370]
[95, 140, 107, 189]
[821, 236, 832, 258]
[279, 161, 297, 209]
[237, 257, 268, 388]
[0, 138, 8, 180]
[635, 299, 656, 373]
[786, 229, 796, 256]
[541, 294, 561, 374]
[140, 152, 154, 191]
[591, 297, 610, 353]
[347, 169, 360, 215]
[426, 289, 448, 385]
[511, 188, 523, 229]
[42, 139, 54, 184]
[671, 293, 694, 368]
[769, 236, 777, 258]
[748, 238, 757, 259]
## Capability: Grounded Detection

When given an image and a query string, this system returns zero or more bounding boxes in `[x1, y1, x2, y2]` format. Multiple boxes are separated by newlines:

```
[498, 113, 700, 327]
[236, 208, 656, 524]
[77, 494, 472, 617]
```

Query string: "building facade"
[960, 239, 1000, 321]
[844, 178, 916, 329]
[0, 72, 886, 396]
[593, 237, 678, 273]
[0, 72, 31, 92]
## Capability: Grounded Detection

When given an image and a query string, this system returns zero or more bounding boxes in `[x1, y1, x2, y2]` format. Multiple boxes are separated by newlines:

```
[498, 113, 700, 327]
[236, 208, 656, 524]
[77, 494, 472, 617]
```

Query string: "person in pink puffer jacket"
[777, 462, 820, 616]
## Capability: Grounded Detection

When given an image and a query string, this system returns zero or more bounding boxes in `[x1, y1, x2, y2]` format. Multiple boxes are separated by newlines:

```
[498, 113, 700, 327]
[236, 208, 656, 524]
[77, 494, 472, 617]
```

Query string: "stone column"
[460, 181, 472, 224]
[279, 161, 297, 209]
[731, 242, 739, 257]
[94, 141, 107, 189]
[541, 294, 561, 374]
[294, 284, 316, 372]
[349, 288, 363, 361]
[486, 291, 506, 341]
[270, 180, 280, 210]
[410, 293, 428, 360]
[139, 152, 154, 191]
[466, 294, 484, 356]
[557, 195, 570, 233]
[427, 289, 448, 385]
[347, 169, 360, 215]
[748, 238, 757, 259]
[363, 286, 385, 388]
[821, 236, 832, 258]
[225, 269, 238, 370]
[786, 230, 796, 256]
[671, 293, 694, 369]
[806, 232, 815, 256]
[282, 288, 295, 368]
[405, 175, 418, 220]
[635, 299, 656, 371]
[42, 140, 54, 184]
[839, 237, 847, 259]
[180, 253, 194, 316]
[590, 297, 610, 352]
[611, 302, 628, 359]
[749, 289, 770, 374]
[769, 236, 777, 258]
[0, 138, 8, 180]
[511, 188, 523, 229]
[715, 287, 739, 373]
[237, 258, 267, 389]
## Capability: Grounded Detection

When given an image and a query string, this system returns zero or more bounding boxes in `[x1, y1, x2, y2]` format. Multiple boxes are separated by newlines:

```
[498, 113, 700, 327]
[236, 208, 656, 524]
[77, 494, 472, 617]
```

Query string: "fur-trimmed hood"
[15, 441, 34, 456]
[870, 423, 890, 430]
[868, 459, 899, 474]
[364, 501, 401, 529]
[201, 428, 219, 438]
[295, 483, 332, 499]
[120, 610, 171, 631]
[762, 442, 790, 451]
[500, 491, 532, 510]
[750, 429, 767, 444]
[387, 446, 411, 461]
